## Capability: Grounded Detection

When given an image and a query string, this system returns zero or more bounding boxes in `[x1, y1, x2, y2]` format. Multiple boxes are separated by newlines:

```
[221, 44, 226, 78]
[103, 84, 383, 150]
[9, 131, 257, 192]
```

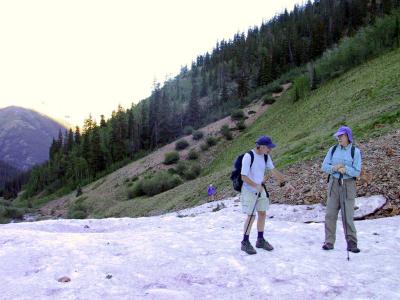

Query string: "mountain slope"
[0, 160, 21, 188]
[17, 48, 400, 220]
[0, 106, 67, 170]
[0, 198, 398, 299]
[59, 47, 398, 219]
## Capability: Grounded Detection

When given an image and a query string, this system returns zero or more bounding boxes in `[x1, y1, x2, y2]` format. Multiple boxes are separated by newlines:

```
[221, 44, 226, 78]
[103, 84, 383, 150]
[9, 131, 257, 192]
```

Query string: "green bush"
[183, 163, 202, 180]
[0, 199, 10, 207]
[128, 180, 145, 198]
[206, 136, 218, 147]
[175, 139, 189, 150]
[167, 168, 177, 175]
[192, 130, 204, 140]
[4, 207, 25, 219]
[293, 75, 310, 102]
[175, 161, 189, 176]
[164, 151, 180, 165]
[188, 149, 199, 160]
[268, 83, 283, 93]
[69, 209, 87, 219]
[236, 120, 246, 131]
[230, 109, 245, 121]
[262, 95, 276, 105]
[184, 126, 194, 135]
[128, 171, 182, 198]
[220, 125, 233, 140]
[0, 205, 6, 218]
[141, 171, 183, 196]
[68, 198, 88, 219]
[200, 143, 210, 151]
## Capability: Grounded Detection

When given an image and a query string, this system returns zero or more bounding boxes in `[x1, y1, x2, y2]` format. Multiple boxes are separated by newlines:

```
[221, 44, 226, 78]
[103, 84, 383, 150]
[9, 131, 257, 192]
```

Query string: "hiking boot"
[256, 238, 274, 251]
[347, 241, 360, 253]
[322, 242, 334, 250]
[241, 240, 257, 255]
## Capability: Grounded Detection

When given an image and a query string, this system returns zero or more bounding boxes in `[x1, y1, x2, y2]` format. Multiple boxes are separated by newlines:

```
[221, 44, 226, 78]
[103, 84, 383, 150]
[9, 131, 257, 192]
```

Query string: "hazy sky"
[0, 0, 304, 127]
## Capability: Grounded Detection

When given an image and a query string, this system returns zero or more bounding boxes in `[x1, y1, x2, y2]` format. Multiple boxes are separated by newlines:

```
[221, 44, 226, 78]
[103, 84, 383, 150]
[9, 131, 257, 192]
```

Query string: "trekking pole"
[244, 191, 261, 236]
[339, 174, 350, 261]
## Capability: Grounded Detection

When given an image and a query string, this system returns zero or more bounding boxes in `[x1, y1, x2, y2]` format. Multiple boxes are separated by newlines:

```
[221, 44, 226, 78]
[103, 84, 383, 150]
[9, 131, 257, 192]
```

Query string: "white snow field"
[0, 195, 399, 300]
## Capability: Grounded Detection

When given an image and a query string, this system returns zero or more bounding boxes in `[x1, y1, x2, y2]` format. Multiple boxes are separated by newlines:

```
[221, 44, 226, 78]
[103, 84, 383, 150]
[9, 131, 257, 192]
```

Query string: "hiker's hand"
[332, 164, 344, 172]
[338, 167, 346, 175]
[257, 185, 264, 193]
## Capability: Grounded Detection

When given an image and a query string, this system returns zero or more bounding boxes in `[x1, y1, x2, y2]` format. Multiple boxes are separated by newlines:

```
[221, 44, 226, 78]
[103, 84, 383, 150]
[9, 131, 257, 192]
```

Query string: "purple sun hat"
[334, 126, 353, 143]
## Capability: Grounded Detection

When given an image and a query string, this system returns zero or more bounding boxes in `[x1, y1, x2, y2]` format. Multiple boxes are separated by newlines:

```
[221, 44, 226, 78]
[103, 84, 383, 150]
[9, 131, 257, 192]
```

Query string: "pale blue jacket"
[321, 143, 362, 179]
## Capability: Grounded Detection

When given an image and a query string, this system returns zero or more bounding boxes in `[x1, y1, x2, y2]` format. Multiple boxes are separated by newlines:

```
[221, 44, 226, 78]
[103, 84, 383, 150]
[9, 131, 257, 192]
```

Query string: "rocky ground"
[267, 129, 400, 218]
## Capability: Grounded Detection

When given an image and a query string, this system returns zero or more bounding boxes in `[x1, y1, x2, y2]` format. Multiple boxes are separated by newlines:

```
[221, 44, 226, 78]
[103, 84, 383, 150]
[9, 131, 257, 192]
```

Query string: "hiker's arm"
[241, 175, 263, 193]
[268, 169, 294, 192]
[321, 147, 343, 174]
[269, 169, 287, 185]
[344, 148, 362, 177]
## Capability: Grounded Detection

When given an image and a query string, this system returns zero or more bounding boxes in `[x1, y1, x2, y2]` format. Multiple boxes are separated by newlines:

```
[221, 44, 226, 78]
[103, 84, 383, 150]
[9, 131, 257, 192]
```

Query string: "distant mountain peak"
[0, 106, 67, 170]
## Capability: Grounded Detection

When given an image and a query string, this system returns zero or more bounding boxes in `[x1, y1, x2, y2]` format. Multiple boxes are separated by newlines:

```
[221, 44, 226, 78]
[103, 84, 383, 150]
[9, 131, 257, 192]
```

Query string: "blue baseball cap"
[256, 136, 276, 148]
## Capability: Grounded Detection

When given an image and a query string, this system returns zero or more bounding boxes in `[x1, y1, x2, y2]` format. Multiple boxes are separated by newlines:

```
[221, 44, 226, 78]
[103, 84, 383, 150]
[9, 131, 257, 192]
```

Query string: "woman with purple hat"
[321, 126, 362, 253]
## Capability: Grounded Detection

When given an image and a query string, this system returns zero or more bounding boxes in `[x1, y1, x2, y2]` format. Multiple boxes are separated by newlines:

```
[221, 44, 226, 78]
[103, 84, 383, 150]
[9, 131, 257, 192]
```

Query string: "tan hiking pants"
[325, 177, 357, 245]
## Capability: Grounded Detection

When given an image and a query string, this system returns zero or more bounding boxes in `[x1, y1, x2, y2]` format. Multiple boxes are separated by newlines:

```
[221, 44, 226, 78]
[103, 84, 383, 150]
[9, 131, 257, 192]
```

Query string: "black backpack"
[326, 144, 356, 183]
[230, 151, 268, 192]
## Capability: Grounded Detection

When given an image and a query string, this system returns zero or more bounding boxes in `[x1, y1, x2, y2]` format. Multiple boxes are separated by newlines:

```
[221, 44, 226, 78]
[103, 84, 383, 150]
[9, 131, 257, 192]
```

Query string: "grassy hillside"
[205, 48, 400, 173]
[89, 47, 400, 218]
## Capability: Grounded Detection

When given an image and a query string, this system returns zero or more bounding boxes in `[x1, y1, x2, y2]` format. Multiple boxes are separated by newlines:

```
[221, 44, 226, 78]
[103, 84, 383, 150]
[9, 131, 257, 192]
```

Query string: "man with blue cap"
[240, 135, 294, 255]
[322, 126, 362, 253]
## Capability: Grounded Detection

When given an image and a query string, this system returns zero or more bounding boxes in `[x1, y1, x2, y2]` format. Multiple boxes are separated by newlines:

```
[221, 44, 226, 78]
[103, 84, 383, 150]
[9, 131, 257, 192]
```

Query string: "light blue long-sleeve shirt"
[321, 143, 362, 179]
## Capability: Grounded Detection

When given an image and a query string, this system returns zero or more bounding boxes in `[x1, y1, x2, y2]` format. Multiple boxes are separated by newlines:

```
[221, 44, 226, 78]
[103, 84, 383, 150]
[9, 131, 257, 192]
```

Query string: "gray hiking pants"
[325, 177, 357, 245]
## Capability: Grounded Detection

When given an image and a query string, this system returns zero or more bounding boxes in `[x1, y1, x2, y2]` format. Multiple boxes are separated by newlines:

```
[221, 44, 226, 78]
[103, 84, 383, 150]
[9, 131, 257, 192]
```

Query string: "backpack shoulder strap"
[330, 144, 338, 159]
[351, 145, 356, 166]
[264, 154, 268, 163]
[248, 151, 255, 168]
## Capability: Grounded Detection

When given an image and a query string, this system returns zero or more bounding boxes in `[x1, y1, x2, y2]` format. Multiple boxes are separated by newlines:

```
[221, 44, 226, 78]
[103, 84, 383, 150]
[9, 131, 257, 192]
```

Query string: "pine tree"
[57, 129, 63, 154]
[220, 81, 229, 103]
[381, 0, 393, 15]
[158, 91, 172, 144]
[110, 105, 127, 162]
[74, 126, 81, 145]
[90, 126, 105, 173]
[237, 69, 249, 107]
[149, 83, 162, 149]
[257, 51, 272, 86]
[395, 15, 400, 48]
[200, 73, 208, 97]
[66, 128, 74, 153]
[127, 109, 136, 157]
[49, 138, 58, 161]
[187, 79, 201, 128]
[138, 102, 150, 150]
[100, 115, 107, 128]
[82, 132, 91, 164]
[83, 114, 95, 134]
